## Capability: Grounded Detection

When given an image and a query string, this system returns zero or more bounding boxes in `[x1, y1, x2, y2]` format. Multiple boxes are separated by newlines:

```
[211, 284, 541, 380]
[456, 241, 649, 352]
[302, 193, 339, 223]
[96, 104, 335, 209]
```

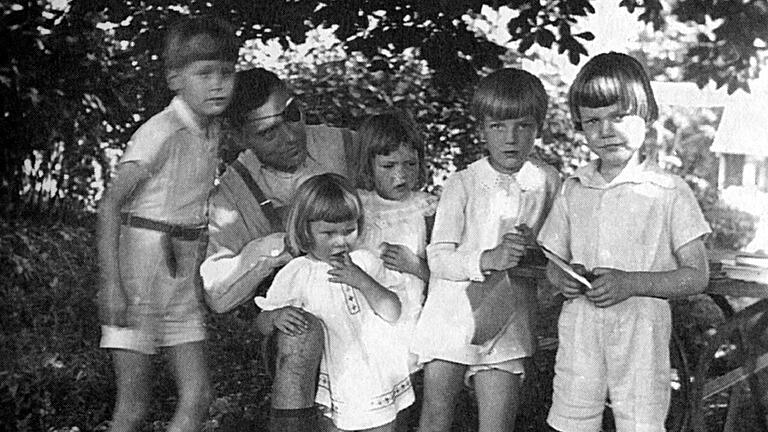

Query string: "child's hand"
[380, 242, 420, 274]
[545, 262, 591, 299]
[328, 252, 375, 289]
[480, 232, 527, 272]
[271, 306, 310, 336]
[584, 268, 636, 308]
[97, 281, 129, 327]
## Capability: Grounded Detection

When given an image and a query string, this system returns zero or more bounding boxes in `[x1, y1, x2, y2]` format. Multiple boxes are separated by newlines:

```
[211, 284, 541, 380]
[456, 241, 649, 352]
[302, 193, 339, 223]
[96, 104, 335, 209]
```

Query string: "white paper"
[541, 247, 593, 290]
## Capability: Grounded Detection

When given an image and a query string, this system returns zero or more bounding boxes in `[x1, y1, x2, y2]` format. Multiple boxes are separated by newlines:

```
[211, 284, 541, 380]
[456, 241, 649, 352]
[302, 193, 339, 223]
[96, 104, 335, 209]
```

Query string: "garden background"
[2, 1, 768, 430]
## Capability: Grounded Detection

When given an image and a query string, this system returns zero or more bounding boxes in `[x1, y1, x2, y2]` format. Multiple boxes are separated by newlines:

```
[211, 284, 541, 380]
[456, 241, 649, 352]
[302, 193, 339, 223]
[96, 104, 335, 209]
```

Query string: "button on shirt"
[538, 160, 711, 273]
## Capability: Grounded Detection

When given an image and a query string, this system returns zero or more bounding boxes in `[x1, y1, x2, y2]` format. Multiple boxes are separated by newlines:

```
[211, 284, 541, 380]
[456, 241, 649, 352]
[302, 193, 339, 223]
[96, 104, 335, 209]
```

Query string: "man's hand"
[585, 268, 636, 308]
[271, 306, 310, 336]
[480, 232, 527, 272]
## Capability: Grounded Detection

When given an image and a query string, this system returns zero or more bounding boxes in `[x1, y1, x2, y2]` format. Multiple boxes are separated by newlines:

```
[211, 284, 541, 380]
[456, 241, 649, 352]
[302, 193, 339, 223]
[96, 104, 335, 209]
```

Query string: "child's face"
[308, 219, 359, 263]
[481, 115, 538, 175]
[171, 60, 235, 123]
[373, 144, 419, 201]
[578, 103, 646, 173]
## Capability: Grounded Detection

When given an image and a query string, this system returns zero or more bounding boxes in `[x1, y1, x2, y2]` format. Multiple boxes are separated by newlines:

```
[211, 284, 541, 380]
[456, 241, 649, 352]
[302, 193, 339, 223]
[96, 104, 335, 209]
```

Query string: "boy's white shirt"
[538, 159, 711, 273]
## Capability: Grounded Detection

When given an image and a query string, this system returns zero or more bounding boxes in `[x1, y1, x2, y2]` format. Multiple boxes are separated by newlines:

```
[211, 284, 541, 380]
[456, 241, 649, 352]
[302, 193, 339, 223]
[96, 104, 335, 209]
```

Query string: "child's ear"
[166, 68, 183, 92]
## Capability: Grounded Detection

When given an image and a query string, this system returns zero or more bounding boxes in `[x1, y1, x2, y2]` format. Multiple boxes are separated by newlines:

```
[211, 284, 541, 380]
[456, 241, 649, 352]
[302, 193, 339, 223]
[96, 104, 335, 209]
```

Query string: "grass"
[1, 215, 766, 431]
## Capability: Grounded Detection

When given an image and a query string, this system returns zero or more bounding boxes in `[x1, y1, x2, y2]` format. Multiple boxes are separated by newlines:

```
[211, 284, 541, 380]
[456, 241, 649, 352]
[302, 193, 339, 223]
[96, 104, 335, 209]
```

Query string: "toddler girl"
[354, 111, 437, 373]
[255, 173, 414, 432]
[412, 68, 561, 432]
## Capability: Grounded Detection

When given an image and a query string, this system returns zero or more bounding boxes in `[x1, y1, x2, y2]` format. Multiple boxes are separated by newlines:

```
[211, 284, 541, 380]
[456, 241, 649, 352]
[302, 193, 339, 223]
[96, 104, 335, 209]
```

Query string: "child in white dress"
[412, 68, 561, 432]
[255, 173, 414, 432]
[354, 111, 437, 373]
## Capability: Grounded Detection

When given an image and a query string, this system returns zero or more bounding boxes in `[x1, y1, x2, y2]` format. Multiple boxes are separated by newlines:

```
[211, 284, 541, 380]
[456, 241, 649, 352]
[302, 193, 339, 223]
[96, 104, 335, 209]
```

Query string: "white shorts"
[547, 297, 671, 432]
[464, 358, 526, 387]
[100, 324, 205, 355]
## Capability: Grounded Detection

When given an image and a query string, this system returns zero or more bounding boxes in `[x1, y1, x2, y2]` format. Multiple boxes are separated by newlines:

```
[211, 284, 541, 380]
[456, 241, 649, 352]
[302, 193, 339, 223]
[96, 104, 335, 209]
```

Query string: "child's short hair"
[285, 173, 364, 256]
[472, 68, 548, 130]
[355, 111, 426, 191]
[225, 68, 287, 128]
[568, 52, 658, 131]
[163, 15, 239, 72]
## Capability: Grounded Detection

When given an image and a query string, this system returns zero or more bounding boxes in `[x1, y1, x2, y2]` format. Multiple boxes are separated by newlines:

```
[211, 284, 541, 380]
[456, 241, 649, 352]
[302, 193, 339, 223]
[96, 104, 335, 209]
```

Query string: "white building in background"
[652, 82, 768, 192]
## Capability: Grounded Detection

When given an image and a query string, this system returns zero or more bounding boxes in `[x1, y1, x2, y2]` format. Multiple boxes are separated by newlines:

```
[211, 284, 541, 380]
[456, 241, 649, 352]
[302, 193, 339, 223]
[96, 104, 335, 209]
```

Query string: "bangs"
[167, 34, 238, 69]
[571, 75, 646, 115]
[568, 52, 658, 129]
[471, 68, 548, 125]
[306, 183, 362, 224]
[475, 91, 544, 121]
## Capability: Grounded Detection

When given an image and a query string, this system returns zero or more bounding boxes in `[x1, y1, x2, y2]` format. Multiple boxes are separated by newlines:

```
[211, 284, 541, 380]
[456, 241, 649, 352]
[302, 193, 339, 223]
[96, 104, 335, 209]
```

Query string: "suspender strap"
[230, 160, 282, 231]
[341, 128, 357, 177]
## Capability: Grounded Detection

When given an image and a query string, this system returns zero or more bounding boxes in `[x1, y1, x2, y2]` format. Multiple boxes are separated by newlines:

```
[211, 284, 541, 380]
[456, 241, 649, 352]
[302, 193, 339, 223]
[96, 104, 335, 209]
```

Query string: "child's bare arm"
[586, 238, 709, 308]
[328, 253, 402, 322]
[96, 162, 147, 326]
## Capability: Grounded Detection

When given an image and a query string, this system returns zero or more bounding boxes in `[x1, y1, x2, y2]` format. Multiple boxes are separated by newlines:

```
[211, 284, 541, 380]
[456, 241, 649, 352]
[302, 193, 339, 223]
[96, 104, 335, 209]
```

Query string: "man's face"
[242, 90, 308, 172]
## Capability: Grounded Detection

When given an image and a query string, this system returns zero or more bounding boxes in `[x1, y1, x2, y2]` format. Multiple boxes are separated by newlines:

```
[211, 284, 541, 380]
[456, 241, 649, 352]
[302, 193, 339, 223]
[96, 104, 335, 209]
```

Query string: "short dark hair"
[225, 68, 287, 128]
[163, 15, 239, 71]
[568, 52, 658, 131]
[285, 174, 364, 256]
[355, 111, 426, 191]
[472, 68, 548, 130]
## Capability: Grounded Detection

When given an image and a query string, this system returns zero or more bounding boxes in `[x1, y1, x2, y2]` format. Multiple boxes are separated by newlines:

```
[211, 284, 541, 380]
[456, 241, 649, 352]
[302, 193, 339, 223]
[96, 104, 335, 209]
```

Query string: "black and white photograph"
[2, 1, 768, 431]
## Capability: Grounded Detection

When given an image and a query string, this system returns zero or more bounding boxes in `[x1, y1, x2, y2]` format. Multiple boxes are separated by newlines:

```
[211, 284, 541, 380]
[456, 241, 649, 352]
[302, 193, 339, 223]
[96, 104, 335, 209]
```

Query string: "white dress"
[357, 189, 438, 372]
[411, 158, 561, 366]
[254, 249, 414, 430]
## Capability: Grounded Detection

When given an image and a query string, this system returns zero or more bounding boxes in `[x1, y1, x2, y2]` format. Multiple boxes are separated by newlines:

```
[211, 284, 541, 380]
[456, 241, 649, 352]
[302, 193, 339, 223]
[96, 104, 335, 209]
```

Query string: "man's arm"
[200, 182, 291, 313]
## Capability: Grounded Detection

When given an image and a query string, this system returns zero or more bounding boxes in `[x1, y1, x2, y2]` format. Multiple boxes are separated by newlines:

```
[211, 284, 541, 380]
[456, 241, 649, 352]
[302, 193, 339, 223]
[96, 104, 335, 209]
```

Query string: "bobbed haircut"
[472, 68, 548, 129]
[163, 15, 239, 71]
[569, 52, 658, 131]
[355, 110, 426, 191]
[225, 67, 287, 128]
[285, 173, 364, 256]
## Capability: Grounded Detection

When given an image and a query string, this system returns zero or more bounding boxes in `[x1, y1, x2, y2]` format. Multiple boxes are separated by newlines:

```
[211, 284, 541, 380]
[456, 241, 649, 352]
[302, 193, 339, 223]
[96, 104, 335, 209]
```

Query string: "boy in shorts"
[96, 16, 237, 432]
[538, 52, 711, 432]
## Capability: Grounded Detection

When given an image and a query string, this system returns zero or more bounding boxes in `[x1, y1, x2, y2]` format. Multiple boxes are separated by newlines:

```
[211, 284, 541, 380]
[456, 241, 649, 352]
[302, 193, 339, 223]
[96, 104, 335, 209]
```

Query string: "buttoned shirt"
[538, 160, 711, 273]
[121, 97, 220, 225]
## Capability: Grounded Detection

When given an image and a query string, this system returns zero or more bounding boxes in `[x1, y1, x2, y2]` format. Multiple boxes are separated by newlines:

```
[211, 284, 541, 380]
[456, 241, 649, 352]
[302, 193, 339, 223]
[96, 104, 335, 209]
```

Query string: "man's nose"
[282, 122, 298, 141]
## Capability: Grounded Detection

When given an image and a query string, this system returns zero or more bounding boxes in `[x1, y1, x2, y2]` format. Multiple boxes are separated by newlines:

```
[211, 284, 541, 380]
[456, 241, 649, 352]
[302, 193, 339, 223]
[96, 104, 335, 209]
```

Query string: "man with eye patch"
[200, 67, 357, 432]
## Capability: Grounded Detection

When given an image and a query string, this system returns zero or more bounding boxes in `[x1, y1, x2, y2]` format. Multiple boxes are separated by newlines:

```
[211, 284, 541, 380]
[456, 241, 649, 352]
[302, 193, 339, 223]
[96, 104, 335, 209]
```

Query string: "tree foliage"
[1, 0, 767, 215]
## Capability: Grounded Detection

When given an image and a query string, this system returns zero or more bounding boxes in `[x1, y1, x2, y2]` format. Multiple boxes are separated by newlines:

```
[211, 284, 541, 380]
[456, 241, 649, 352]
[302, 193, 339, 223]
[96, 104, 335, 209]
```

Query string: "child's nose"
[505, 126, 517, 142]
[392, 165, 406, 182]
[600, 119, 614, 136]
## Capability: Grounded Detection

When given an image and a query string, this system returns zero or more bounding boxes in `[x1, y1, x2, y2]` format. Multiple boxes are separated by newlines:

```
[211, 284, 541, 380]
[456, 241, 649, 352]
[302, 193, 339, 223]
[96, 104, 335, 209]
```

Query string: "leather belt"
[120, 213, 207, 241]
